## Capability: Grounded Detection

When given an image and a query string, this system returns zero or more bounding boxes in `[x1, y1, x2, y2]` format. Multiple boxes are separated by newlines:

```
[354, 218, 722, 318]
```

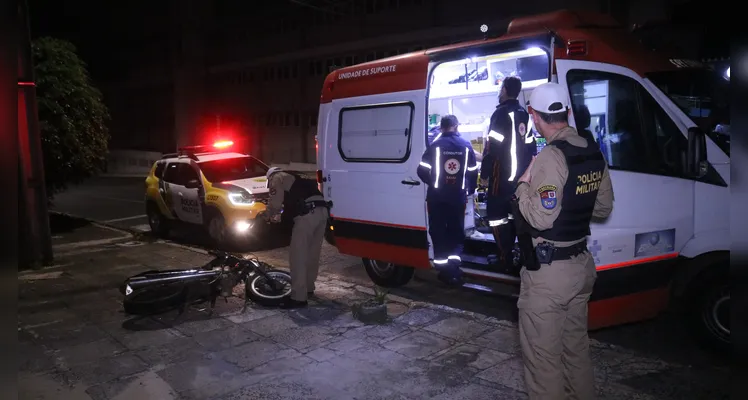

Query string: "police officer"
[262, 167, 330, 309]
[417, 115, 478, 286]
[480, 76, 536, 272]
[513, 82, 614, 400]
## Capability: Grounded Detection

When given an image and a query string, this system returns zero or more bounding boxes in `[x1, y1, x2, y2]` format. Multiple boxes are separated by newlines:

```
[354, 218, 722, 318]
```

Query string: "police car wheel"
[147, 203, 169, 237]
[207, 213, 230, 247]
[363, 258, 414, 288]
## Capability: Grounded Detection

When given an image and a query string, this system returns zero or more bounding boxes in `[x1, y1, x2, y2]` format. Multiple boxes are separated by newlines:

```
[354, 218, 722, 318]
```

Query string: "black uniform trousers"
[427, 200, 465, 278]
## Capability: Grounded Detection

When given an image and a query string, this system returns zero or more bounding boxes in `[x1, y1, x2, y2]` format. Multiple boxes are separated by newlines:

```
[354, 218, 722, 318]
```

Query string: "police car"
[144, 140, 271, 246]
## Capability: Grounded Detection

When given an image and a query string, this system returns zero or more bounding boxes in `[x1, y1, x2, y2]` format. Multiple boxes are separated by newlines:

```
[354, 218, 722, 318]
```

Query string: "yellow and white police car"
[144, 140, 271, 246]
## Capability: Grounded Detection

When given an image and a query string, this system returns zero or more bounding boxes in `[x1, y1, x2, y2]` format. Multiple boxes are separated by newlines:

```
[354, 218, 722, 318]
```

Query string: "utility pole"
[18, 0, 53, 269]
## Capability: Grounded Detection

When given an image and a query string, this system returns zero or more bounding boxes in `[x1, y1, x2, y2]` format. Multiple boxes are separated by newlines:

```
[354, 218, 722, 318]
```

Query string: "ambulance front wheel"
[363, 259, 414, 288]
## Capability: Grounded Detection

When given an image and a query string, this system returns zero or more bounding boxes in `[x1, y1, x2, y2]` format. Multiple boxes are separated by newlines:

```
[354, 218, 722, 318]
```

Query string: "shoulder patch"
[538, 185, 557, 210]
[269, 188, 277, 196]
[537, 185, 557, 194]
[518, 122, 526, 136]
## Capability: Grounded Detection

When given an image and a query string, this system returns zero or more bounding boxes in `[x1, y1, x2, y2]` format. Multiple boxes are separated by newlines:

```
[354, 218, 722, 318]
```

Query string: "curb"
[49, 210, 143, 237]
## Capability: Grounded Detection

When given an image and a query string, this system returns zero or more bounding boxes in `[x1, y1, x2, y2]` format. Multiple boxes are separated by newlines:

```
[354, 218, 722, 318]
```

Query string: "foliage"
[32, 37, 109, 198]
[351, 286, 389, 324]
[373, 286, 389, 305]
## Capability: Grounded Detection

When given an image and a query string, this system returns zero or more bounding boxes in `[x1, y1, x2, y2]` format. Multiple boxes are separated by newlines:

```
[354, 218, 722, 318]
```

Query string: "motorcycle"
[120, 249, 292, 315]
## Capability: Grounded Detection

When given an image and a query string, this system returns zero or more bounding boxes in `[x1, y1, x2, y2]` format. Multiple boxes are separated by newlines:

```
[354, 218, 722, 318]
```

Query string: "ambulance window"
[638, 88, 689, 178]
[566, 70, 651, 174]
[338, 102, 414, 162]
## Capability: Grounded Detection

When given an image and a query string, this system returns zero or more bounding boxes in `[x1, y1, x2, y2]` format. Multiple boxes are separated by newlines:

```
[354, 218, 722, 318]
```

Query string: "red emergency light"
[567, 40, 588, 56]
[213, 140, 234, 149]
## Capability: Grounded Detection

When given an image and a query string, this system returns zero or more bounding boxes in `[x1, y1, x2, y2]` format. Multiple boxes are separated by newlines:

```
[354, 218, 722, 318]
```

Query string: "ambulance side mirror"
[687, 127, 708, 178]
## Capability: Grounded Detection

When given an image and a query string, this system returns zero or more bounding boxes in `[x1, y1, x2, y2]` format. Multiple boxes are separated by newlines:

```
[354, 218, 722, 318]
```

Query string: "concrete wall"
[104, 149, 162, 178]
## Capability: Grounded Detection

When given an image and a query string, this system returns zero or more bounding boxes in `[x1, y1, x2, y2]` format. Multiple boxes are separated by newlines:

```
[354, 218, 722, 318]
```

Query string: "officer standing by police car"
[513, 82, 614, 400]
[417, 115, 479, 286]
[262, 167, 330, 309]
[480, 76, 536, 273]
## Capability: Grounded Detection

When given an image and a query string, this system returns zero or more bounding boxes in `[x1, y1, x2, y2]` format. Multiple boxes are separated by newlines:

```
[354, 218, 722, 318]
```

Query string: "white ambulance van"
[315, 10, 730, 350]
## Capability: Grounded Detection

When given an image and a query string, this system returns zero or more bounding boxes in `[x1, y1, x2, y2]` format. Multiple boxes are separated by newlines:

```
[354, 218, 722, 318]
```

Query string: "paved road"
[51, 176, 150, 231]
[50, 177, 728, 372]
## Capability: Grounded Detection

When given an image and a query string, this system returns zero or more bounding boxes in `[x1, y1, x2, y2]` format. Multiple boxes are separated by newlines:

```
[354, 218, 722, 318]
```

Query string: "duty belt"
[542, 241, 588, 261]
[299, 200, 332, 215]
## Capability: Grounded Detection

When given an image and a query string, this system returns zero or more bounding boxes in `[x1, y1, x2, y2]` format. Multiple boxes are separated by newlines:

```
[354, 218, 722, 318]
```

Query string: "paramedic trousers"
[517, 250, 597, 400]
[289, 205, 329, 302]
[427, 200, 465, 277]
[487, 194, 516, 268]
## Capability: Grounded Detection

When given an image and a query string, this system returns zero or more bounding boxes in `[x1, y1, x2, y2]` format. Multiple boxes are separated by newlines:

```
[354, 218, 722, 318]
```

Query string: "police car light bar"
[213, 140, 234, 149]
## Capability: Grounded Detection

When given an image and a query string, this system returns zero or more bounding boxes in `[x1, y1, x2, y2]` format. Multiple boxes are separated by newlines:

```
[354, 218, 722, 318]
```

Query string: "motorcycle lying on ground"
[120, 249, 292, 315]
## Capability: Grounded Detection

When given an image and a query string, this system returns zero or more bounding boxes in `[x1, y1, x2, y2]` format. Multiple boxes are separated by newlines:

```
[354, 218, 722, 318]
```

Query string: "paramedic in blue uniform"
[514, 82, 614, 400]
[417, 115, 478, 286]
[480, 76, 536, 272]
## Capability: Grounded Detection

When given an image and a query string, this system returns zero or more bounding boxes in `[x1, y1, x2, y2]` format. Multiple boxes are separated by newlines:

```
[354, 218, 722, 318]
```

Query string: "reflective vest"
[537, 139, 606, 241]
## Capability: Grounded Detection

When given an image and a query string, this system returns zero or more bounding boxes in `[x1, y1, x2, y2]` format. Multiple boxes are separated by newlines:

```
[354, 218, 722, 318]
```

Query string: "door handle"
[401, 179, 420, 186]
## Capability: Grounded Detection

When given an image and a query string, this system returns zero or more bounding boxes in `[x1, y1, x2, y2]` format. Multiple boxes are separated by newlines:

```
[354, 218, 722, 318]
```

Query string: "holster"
[510, 196, 540, 271]
[298, 200, 332, 216]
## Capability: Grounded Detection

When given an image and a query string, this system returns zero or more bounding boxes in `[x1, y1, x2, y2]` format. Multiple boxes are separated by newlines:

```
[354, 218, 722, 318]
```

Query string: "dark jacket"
[417, 132, 478, 205]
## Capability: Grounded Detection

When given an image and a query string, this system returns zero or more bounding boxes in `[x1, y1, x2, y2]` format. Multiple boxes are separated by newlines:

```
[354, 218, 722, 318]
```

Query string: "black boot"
[279, 296, 308, 309]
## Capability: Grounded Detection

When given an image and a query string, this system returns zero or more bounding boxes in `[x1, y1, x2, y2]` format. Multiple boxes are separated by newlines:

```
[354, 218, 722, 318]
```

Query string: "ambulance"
[315, 10, 730, 351]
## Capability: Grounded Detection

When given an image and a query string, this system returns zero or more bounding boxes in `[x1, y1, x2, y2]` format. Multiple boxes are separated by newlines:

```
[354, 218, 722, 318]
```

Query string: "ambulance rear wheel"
[363, 258, 414, 288]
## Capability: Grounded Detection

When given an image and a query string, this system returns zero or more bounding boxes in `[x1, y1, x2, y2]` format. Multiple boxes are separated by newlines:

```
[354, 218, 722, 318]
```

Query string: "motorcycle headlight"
[228, 191, 255, 206]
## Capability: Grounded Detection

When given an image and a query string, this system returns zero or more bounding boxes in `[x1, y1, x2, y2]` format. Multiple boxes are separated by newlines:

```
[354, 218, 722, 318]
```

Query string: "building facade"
[107, 0, 681, 163]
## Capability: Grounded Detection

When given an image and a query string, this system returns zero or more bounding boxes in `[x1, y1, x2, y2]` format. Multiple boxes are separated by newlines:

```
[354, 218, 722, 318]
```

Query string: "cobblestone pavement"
[19, 238, 729, 399]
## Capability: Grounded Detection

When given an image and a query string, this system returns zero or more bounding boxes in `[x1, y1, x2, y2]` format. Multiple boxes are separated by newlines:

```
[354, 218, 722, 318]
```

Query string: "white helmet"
[266, 167, 282, 179]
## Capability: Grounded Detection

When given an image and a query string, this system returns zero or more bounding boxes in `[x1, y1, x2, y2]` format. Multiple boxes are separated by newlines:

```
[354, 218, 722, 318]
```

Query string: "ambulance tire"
[685, 268, 729, 354]
[363, 258, 414, 288]
[146, 202, 170, 238]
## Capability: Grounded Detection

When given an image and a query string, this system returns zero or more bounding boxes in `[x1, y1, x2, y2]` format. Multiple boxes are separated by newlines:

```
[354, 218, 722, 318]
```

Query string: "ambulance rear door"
[324, 89, 431, 269]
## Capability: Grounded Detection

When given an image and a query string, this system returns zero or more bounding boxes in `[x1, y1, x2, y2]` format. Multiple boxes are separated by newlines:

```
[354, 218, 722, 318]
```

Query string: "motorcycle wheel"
[246, 270, 293, 306]
[123, 284, 187, 315]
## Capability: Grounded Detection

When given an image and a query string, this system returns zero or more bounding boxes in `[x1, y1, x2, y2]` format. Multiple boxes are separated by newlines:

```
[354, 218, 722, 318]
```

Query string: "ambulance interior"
[426, 47, 550, 270]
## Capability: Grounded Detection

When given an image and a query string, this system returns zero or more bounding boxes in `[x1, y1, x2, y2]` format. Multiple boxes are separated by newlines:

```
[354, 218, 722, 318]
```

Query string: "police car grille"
[253, 193, 269, 204]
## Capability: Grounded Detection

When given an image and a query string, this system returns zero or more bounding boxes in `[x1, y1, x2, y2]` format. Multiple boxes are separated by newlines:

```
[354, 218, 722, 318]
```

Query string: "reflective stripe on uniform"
[461, 148, 469, 189]
[420, 161, 432, 169]
[488, 130, 505, 142]
[508, 111, 518, 181]
[489, 218, 511, 227]
[434, 147, 441, 189]
[525, 117, 536, 143]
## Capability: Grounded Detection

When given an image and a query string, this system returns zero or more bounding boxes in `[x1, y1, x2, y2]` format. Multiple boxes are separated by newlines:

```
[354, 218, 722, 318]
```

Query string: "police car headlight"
[125, 284, 133, 296]
[228, 192, 255, 206]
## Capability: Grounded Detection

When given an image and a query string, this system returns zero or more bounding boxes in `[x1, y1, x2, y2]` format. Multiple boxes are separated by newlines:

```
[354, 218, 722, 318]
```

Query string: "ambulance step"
[462, 267, 520, 285]
[460, 253, 491, 265]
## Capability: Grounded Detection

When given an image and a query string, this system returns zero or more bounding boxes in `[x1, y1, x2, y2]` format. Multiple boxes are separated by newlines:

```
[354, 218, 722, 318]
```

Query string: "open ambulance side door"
[324, 87, 431, 270]
[556, 59, 694, 328]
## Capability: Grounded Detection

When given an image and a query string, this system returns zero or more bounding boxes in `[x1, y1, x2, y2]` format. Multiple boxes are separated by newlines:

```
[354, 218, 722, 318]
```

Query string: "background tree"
[32, 37, 109, 198]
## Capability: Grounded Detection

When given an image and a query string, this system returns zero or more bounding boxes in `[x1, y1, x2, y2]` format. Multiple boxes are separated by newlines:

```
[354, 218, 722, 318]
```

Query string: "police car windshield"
[647, 67, 730, 156]
[198, 156, 269, 182]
